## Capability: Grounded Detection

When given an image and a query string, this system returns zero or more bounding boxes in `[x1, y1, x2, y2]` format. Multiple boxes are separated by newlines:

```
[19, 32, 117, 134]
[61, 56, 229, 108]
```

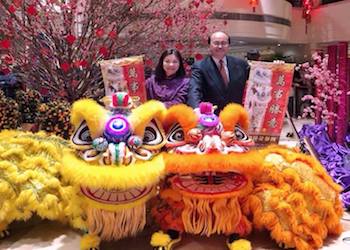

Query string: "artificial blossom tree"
[299, 52, 341, 124]
[0, 0, 215, 102]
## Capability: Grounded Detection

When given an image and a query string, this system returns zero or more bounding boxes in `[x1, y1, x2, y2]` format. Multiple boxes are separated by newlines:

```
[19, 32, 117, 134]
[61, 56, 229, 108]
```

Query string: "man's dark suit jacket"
[187, 56, 250, 112]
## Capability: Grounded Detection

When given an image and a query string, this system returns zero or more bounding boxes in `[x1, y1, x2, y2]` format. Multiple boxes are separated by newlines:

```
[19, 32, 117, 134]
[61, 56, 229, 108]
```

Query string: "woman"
[146, 49, 189, 108]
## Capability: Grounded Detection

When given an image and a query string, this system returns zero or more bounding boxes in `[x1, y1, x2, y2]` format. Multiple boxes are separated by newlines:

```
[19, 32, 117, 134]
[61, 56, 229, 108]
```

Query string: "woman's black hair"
[154, 48, 186, 81]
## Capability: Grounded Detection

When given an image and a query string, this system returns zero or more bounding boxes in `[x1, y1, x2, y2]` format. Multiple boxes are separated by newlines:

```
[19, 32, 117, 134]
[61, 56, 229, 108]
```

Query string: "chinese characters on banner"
[100, 56, 147, 107]
[243, 61, 295, 145]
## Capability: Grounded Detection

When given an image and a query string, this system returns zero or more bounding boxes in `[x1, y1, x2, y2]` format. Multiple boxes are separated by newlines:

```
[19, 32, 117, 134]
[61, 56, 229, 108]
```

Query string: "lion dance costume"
[151, 102, 343, 250]
[0, 93, 167, 250]
[0, 96, 344, 250]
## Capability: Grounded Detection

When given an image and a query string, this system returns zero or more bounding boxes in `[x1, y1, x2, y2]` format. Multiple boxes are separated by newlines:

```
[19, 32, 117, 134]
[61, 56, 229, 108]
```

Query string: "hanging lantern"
[249, 0, 258, 12]
[302, 0, 313, 24]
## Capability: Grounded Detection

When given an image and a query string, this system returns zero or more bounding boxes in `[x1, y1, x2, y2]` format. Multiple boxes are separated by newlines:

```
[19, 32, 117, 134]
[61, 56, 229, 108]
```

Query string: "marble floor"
[1, 212, 349, 250]
[2, 118, 349, 250]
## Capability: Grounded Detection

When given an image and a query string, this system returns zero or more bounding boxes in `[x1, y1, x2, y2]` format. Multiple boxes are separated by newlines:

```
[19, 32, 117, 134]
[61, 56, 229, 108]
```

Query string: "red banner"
[243, 61, 295, 145]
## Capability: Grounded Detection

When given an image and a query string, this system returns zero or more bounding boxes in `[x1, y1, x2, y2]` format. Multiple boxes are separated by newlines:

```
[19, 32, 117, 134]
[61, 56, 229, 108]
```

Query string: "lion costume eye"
[234, 126, 249, 141]
[142, 119, 165, 148]
[71, 121, 93, 149]
[167, 123, 185, 143]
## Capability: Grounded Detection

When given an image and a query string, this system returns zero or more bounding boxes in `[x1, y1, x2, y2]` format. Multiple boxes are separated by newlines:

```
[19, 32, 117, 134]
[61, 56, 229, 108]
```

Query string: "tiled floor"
[2, 118, 349, 250]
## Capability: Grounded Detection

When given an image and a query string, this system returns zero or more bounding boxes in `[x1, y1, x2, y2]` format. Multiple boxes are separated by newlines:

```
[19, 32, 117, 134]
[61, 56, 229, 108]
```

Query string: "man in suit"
[187, 31, 250, 112]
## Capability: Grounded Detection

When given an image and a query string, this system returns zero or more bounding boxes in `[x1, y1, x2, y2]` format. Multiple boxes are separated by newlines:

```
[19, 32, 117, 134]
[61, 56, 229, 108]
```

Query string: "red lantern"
[302, 0, 313, 22]
[249, 0, 258, 12]
[302, 0, 313, 33]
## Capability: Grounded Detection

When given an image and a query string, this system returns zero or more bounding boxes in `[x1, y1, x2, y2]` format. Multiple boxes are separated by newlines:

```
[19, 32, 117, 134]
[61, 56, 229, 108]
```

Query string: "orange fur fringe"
[219, 104, 249, 131]
[182, 196, 251, 236]
[86, 205, 146, 241]
[163, 104, 198, 136]
[165, 150, 264, 177]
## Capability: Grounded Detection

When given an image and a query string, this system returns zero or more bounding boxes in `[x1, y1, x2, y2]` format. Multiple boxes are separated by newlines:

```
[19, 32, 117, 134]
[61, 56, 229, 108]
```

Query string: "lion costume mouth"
[171, 171, 248, 195]
[81, 186, 153, 204]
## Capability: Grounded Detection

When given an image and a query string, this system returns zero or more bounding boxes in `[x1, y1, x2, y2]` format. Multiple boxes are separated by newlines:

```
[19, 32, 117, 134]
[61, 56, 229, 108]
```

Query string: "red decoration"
[74, 59, 88, 68]
[145, 59, 153, 67]
[302, 0, 313, 33]
[192, 0, 200, 8]
[195, 53, 203, 61]
[65, 34, 76, 45]
[99, 46, 109, 57]
[95, 28, 104, 38]
[60, 62, 71, 72]
[79, 59, 88, 68]
[336, 42, 348, 145]
[175, 42, 184, 51]
[164, 16, 173, 27]
[26, 5, 38, 16]
[0, 39, 11, 49]
[8, 5, 16, 13]
[249, 0, 258, 12]
[108, 30, 117, 39]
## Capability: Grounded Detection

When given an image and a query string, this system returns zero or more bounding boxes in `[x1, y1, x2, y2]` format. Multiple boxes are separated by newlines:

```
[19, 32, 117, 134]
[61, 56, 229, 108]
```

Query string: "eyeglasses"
[211, 41, 229, 47]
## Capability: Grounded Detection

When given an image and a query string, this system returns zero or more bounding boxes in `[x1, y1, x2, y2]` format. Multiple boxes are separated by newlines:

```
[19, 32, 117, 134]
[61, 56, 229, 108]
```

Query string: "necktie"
[219, 59, 229, 86]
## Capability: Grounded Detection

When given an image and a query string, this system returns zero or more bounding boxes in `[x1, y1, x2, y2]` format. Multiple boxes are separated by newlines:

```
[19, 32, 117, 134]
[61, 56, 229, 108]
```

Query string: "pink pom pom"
[199, 102, 213, 114]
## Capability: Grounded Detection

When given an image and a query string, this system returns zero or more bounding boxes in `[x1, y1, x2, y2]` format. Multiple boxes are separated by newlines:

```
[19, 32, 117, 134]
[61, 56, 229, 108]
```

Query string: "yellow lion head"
[61, 94, 167, 242]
